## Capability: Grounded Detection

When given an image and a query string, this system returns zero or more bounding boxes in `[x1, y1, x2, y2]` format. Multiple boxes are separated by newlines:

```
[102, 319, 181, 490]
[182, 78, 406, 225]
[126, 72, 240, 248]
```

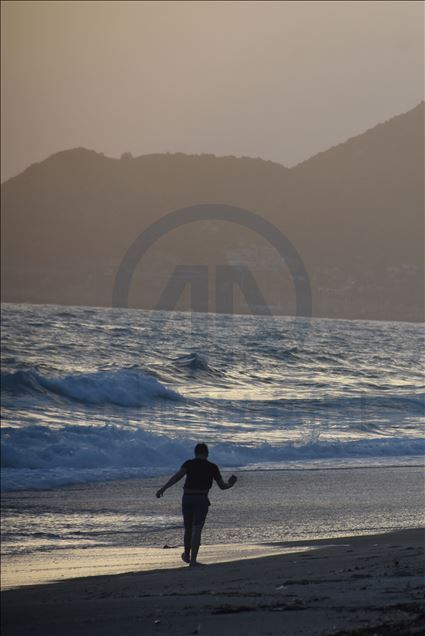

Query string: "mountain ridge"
[1, 102, 423, 321]
[4, 102, 422, 186]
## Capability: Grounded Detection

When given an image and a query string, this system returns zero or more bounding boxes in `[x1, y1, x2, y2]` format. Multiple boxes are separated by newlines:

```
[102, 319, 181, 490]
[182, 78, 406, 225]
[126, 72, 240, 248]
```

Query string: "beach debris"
[212, 605, 255, 614]
[154, 619, 161, 624]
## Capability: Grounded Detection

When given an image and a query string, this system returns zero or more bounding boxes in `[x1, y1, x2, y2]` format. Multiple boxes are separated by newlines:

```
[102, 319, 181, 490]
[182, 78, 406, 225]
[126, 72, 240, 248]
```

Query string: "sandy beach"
[2, 527, 424, 636]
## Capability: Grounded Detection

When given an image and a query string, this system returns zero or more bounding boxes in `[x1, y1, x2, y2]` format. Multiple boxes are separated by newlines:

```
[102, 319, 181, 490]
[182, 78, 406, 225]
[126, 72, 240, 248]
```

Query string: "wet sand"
[2, 527, 424, 636]
[1, 542, 311, 590]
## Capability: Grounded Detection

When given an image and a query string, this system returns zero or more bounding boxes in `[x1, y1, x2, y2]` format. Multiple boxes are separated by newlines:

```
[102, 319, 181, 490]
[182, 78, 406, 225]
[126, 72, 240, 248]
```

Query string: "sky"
[1, 0, 424, 182]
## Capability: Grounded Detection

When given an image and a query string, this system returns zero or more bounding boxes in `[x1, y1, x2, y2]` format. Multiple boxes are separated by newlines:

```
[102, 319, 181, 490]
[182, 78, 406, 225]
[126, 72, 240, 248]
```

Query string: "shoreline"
[2, 459, 424, 495]
[2, 527, 424, 636]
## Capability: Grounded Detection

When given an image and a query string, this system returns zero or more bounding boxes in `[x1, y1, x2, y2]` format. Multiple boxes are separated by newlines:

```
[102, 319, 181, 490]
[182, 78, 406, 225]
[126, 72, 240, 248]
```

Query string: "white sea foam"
[1, 424, 424, 491]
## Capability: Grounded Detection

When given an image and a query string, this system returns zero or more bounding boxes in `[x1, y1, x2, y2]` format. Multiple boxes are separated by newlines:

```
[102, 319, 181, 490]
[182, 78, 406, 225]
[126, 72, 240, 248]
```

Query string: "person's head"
[194, 442, 209, 458]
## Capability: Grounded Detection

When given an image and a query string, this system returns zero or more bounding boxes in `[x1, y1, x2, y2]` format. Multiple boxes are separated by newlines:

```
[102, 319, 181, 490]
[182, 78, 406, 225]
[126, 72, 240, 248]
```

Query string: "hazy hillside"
[1, 103, 423, 321]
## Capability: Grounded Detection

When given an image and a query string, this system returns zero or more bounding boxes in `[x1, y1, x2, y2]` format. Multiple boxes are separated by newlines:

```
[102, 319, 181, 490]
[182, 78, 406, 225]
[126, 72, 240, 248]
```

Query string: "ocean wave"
[1, 368, 181, 408]
[170, 352, 224, 377]
[2, 366, 423, 418]
[200, 393, 425, 423]
[1, 425, 191, 472]
[1, 424, 423, 491]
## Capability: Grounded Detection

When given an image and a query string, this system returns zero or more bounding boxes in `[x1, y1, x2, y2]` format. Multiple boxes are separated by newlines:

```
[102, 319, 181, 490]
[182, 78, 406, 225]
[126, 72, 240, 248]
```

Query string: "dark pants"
[182, 494, 210, 554]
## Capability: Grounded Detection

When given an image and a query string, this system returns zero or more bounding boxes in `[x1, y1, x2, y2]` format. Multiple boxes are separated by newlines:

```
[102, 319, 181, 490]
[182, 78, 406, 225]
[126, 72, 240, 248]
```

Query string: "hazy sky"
[1, 0, 424, 182]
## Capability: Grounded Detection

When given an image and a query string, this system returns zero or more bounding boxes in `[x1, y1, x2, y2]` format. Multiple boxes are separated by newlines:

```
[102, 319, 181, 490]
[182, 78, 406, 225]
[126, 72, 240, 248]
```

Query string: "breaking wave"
[1, 368, 181, 408]
[1, 424, 423, 491]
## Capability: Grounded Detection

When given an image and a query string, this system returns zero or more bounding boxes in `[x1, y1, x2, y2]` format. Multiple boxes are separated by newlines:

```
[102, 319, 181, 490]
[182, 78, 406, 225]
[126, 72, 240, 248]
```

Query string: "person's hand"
[228, 474, 237, 486]
[156, 487, 165, 498]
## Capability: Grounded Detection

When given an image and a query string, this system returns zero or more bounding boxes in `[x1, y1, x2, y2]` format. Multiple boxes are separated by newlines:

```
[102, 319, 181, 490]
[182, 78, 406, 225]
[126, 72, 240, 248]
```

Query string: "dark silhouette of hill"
[1, 103, 423, 321]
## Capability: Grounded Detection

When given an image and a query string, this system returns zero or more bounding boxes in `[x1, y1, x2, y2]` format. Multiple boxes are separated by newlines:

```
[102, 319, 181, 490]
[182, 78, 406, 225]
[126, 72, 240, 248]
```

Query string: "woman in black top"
[156, 443, 237, 566]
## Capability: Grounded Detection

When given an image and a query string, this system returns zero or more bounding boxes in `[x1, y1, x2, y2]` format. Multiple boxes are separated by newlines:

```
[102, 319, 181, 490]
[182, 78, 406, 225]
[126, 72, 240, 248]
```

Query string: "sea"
[1, 303, 424, 562]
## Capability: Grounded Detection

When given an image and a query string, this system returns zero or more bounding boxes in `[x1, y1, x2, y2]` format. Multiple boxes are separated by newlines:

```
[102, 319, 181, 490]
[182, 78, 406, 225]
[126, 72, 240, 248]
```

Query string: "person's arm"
[156, 466, 187, 498]
[216, 473, 237, 490]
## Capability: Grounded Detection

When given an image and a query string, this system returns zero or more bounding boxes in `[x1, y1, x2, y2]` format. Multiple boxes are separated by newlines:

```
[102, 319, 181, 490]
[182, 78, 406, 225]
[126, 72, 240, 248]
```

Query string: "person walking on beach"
[156, 443, 237, 567]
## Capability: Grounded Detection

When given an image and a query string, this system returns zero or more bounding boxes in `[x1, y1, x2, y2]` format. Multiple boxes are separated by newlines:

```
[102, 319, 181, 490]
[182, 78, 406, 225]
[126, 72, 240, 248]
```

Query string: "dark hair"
[194, 442, 209, 457]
